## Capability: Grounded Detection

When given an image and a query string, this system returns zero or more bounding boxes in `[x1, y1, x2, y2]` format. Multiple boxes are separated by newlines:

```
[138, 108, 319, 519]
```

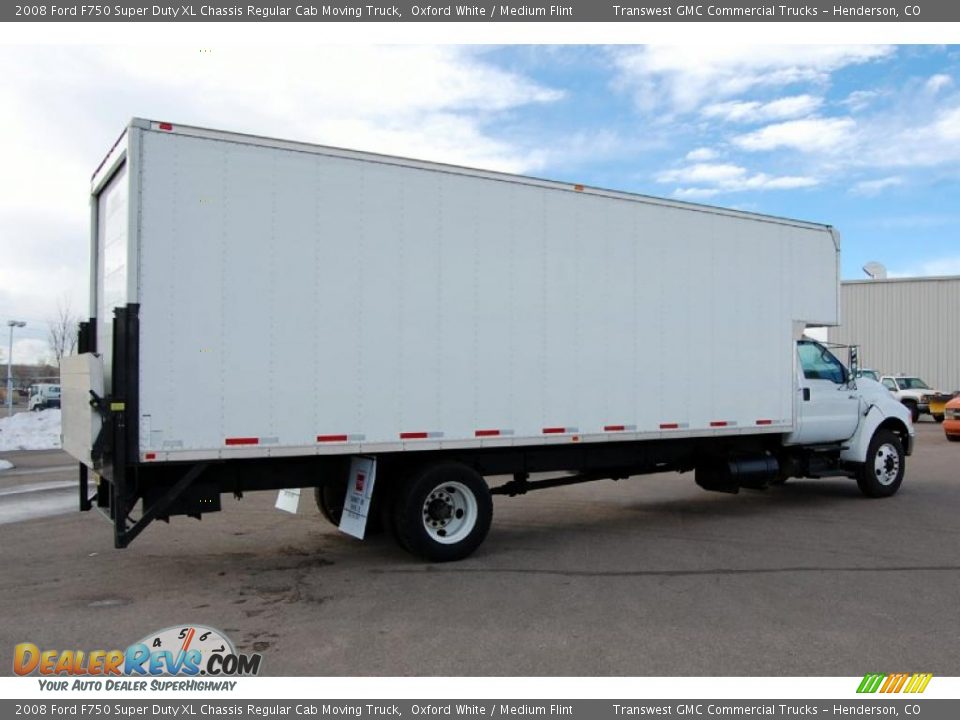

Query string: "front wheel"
[856, 429, 905, 498]
[933, 414, 944, 423]
[392, 463, 492, 562]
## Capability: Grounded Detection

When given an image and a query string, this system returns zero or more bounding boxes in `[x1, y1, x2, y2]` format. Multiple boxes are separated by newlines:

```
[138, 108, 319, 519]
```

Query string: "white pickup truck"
[879, 375, 953, 423]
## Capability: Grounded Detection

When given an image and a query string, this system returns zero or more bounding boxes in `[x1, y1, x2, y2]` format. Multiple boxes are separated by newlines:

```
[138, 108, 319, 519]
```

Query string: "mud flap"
[275, 488, 302, 514]
[338, 456, 377, 540]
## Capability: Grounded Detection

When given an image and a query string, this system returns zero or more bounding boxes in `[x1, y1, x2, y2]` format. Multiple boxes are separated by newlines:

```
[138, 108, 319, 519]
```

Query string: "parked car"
[856, 369, 880, 382]
[944, 396, 960, 442]
[28, 383, 61, 411]
[879, 375, 953, 423]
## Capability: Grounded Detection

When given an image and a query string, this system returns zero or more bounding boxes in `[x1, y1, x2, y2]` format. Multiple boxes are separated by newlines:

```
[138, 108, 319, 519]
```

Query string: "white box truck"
[62, 118, 914, 561]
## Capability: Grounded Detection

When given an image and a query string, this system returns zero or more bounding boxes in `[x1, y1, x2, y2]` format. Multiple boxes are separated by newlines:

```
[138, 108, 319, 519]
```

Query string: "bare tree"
[48, 299, 80, 365]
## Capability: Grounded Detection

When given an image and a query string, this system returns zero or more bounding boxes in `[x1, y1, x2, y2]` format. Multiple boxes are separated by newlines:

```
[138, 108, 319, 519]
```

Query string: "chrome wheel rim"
[421, 481, 477, 545]
[874, 443, 900, 486]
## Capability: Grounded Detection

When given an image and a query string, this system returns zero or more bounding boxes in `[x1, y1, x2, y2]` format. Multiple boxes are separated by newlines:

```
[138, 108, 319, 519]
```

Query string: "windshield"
[896, 378, 930, 390]
[858, 370, 879, 381]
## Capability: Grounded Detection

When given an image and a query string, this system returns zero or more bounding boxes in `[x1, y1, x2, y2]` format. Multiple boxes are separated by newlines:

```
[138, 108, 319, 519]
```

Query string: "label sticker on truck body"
[339, 456, 377, 539]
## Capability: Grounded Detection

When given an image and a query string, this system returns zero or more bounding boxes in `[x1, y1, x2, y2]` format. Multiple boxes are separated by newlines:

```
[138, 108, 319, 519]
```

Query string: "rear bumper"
[925, 393, 954, 416]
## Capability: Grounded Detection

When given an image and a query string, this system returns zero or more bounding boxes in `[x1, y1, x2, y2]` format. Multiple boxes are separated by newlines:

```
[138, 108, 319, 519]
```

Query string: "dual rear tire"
[315, 462, 493, 562]
[391, 463, 493, 562]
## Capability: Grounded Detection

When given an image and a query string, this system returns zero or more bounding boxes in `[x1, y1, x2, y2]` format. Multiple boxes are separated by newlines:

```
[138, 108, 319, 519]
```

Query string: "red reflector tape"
[756, 419, 773, 426]
[660, 423, 679, 430]
[475, 429, 501, 437]
[158, 122, 173, 131]
[400, 432, 429, 440]
[604, 425, 626, 432]
[710, 421, 729, 427]
[317, 434, 349, 443]
[542, 427, 566, 434]
[144, 452, 156, 461]
[225, 437, 258, 446]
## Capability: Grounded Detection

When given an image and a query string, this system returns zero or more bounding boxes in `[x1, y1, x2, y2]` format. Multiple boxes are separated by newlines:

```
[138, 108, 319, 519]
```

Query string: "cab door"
[788, 341, 862, 445]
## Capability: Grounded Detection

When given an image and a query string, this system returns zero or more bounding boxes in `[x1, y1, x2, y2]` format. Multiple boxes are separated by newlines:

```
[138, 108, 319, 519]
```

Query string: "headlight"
[920, 394, 932, 403]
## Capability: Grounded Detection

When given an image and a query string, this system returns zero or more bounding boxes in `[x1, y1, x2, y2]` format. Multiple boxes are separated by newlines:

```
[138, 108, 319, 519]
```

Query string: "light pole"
[6, 320, 26, 416]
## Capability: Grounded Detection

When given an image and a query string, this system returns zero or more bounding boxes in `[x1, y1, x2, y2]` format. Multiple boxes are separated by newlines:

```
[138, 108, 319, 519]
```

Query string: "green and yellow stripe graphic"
[857, 673, 933, 694]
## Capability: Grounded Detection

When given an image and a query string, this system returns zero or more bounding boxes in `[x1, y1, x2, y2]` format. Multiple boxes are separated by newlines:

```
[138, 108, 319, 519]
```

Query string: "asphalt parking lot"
[1, 421, 957, 676]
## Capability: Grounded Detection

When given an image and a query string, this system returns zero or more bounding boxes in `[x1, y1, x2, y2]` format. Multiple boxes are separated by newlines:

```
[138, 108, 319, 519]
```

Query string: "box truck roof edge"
[94, 118, 839, 241]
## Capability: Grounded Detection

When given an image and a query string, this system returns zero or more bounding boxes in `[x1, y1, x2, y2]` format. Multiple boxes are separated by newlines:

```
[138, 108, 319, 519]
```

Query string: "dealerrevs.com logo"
[14, 625, 262, 685]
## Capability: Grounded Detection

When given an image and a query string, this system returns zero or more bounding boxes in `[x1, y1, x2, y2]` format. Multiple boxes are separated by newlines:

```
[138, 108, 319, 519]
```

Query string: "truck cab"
[28, 383, 61, 411]
[786, 340, 914, 496]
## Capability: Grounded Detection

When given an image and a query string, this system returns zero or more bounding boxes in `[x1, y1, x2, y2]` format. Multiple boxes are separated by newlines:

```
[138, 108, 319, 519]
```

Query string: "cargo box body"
[83, 119, 839, 465]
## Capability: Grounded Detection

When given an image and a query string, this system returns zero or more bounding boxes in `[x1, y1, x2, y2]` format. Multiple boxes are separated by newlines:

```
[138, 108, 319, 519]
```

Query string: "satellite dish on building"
[863, 261, 887, 279]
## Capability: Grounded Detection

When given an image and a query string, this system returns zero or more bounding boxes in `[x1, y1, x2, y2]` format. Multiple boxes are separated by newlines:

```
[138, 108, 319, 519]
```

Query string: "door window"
[798, 342, 846, 384]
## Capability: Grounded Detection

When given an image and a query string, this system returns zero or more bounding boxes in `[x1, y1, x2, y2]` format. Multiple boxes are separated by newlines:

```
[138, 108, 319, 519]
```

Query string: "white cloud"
[733, 117, 857, 153]
[9, 339, 53, 367]
[658, 163, 745, 184]
[864, 105, 960, 167]
[932, 106, 960, 141]
[753, 175, 819, 189]
[685, 147, 718, 161]
[611, 45, 894, 114]
[0, 46, 562, 351]
[672, 187, 722, 199]
[657, 162, 818, 197]
[926, 74, 953, 94]
[79, 46, 562, 171]
[850, 176, 903, 196]
[702, 95, 823, 123]
[841, 89, 881, 112]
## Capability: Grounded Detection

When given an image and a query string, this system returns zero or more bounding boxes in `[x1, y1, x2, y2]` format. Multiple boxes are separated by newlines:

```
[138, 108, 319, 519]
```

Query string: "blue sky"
[481, 45, 960, 279]
[1, 44, 958, 361]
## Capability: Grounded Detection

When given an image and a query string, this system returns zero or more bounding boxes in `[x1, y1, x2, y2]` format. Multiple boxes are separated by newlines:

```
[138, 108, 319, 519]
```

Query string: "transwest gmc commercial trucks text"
[62, 119, 914, 561]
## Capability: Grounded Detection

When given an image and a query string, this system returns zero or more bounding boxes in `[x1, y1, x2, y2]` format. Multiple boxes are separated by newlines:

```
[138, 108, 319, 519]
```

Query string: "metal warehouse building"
[827, 275, 960, 393]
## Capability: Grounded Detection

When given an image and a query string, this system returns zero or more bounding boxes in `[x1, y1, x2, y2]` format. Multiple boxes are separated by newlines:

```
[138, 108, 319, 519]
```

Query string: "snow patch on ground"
[0, 459, 13, 471]
[0, 409, 62, 451]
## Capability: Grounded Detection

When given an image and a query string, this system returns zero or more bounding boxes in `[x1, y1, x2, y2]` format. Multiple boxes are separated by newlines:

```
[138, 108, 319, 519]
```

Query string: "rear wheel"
[314, 477, 383, 535]
[314, 482, 347, 526]
[392, 463, 492, 562]
[856, 429, 905, 498]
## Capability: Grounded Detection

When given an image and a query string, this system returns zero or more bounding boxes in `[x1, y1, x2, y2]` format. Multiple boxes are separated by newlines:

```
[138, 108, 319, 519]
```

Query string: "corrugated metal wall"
[827, 276, 960, 392]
